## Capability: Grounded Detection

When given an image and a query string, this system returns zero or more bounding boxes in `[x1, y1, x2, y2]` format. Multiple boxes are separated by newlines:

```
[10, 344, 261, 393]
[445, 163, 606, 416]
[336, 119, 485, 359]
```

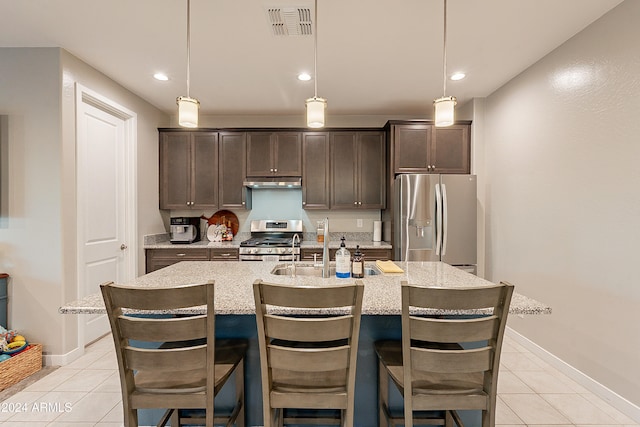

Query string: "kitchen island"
[60, 261, 550, 426]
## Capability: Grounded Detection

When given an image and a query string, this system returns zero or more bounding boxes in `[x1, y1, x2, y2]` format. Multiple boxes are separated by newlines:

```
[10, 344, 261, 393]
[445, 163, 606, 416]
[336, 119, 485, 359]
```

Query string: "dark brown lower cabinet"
[145, 248, 239, 273]
[210, 248, 240, 261]
[300, 248, 390, 262]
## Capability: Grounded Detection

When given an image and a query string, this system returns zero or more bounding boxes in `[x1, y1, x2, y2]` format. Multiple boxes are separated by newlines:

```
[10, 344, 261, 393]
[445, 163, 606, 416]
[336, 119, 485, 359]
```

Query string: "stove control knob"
[251, 248, 258, 254]
[268, 248, 273, 253]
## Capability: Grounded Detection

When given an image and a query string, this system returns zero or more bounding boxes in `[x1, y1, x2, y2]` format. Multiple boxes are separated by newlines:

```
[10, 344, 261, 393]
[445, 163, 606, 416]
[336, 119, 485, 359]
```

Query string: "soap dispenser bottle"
[351, 245, 364, 279]
[335, 237, 351, 278]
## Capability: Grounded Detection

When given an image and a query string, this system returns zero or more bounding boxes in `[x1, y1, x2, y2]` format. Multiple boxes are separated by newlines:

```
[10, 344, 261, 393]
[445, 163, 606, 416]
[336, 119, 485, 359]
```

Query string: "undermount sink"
[270, 263, 380, 277]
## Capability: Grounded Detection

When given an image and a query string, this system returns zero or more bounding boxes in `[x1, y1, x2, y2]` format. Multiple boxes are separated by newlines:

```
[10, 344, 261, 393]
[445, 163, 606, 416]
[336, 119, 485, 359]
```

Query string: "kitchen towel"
[375, 260, 404, 273]
[373, 221, 382, 242]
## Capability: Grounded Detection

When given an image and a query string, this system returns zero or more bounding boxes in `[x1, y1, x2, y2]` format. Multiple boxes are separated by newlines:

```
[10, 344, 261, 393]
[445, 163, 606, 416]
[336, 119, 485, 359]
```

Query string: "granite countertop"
[60, 261, 550, 316]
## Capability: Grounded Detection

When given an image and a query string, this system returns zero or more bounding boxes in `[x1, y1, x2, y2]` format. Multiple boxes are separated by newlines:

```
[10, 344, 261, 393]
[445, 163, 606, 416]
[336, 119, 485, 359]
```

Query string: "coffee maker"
[170, 217, 201, 244]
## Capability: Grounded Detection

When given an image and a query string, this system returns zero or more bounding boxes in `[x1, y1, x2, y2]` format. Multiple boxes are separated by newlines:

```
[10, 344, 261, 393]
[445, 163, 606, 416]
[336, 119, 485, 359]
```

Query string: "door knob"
[120, 244, 128, 250]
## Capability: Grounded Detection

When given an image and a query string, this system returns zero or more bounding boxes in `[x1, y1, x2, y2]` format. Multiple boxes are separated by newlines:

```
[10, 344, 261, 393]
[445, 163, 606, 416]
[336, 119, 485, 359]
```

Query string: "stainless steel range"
[239, 220, 302, 261]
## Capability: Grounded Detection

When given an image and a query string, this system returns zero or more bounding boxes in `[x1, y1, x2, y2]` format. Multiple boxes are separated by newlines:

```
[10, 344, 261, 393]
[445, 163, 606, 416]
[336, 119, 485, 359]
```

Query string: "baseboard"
[506, 327, 640, 423]
[43, 345, 84, 366]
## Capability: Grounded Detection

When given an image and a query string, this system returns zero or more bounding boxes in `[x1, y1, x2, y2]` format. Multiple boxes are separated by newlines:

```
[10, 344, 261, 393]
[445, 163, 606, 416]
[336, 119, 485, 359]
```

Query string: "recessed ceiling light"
[297, 72, 312, 81]
[153, 73, 169, 81]
[450, 72, 466, 81]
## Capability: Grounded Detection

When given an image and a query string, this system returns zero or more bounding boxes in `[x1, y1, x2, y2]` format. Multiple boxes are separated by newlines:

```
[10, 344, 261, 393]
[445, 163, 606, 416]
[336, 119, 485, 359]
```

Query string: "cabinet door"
[219, 132, 249, 209]
[330, 132, 358, 208]
[301, 248, 337, 261]
[431, 125, 470, 174]
[302, 132, 330, 209]
[361, 249, 391, 261]
[393, 124, 432, 173]
[191, 132, 218, 209]
[159, 132, 190, 209]
[209, 248, 239, 261]
[246, 132, 273, 176]
[145, 248, 209, 273]
[358, 132, 386, 209]
[273, 132, 302, 176]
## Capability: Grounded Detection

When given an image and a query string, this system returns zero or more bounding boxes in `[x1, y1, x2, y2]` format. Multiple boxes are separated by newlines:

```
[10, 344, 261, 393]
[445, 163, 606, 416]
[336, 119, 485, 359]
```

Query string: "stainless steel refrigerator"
[394, 174, 477, 273]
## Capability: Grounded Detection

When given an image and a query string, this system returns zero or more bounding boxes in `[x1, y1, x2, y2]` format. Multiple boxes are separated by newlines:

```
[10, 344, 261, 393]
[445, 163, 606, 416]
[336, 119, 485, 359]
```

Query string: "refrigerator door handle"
[441, 183, 448, 256]
[435, 183, 442, 256]
[403, 179, 411, 261]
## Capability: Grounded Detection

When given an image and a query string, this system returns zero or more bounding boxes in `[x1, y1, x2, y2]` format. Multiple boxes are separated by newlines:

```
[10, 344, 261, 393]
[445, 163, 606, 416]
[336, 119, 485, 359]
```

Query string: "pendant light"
[433, 0, 456, 127]
[177, 0, 199, 128]
[305, 0, 326, 128]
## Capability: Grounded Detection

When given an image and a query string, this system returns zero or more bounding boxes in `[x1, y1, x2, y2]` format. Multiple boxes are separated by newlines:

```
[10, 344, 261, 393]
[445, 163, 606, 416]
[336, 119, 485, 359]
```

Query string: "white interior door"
[76, 85, 136, 345]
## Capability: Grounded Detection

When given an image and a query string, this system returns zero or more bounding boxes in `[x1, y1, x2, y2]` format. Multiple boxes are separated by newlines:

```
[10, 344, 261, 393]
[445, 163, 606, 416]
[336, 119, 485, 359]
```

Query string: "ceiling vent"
[266, 7, 312, 36]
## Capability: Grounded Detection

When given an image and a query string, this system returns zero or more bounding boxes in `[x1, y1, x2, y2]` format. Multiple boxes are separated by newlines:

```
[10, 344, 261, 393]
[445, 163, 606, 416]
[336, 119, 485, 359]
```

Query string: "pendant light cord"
[186, 0, 191, 98]
[313, 0, 318, 99]
[442, 0, 447, 98]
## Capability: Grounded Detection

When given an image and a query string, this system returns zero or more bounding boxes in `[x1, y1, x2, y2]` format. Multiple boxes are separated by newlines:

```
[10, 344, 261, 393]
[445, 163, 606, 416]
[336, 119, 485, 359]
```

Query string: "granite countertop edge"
[60, 261, 550, 317]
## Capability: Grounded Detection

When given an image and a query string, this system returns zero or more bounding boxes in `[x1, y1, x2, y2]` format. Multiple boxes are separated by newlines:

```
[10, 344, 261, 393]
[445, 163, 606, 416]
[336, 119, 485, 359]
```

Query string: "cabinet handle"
[354, 201, 358, 205]
[432, 164, 436, 170]
[302, 201, 306, 205]
[219, 253, 231, 257]
[274, 168, 277, 173]
[358, 201, 362, 205]
[176, 253, 186, 257]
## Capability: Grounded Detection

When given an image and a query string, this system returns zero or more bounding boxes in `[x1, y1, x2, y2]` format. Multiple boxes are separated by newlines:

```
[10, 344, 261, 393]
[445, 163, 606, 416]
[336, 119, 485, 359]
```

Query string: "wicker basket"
[0, 343, 43, 391]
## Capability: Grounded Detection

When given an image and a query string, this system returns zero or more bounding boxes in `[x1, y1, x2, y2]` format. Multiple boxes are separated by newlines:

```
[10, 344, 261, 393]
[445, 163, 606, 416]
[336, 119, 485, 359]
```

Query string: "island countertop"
[60, 261, 550, 316]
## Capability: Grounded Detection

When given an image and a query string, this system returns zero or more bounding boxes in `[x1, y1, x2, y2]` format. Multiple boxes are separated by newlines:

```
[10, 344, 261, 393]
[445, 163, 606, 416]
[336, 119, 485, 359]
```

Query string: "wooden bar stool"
[253, 280, 364, 427]
[101, 281, 247, 427]
[375, 281, 514, 427]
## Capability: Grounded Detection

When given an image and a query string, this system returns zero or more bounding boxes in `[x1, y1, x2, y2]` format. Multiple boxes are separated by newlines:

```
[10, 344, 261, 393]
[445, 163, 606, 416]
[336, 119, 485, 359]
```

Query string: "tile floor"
[0, 333, 637, 427]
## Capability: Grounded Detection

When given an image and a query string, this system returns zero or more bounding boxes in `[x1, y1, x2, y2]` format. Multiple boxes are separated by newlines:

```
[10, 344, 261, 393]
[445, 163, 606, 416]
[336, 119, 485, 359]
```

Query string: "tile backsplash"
[168, 188, 382, 235]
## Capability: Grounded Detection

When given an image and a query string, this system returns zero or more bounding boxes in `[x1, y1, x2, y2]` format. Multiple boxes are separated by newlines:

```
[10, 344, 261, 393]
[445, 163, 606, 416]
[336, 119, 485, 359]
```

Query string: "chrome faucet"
[313, 218, 330, 277]
[291, 233, 300, 277]
[321, 218, 330, 278]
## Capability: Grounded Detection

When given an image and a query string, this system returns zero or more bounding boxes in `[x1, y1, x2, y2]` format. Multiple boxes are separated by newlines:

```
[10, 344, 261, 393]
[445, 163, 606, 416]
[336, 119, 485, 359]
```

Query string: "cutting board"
[208, 210, 239, 236]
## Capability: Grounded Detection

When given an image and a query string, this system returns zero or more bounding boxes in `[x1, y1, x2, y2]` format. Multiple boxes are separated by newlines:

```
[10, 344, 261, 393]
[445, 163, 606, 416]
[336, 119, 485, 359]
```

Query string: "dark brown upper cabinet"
[159, 130, 218, 210]
[302, 132, 330, 209]
[246, 132, 302, 177]
[431, 125, 471, 174]
[218, 131, 250, 209]
[390, 122, 470, 174]
[330, 131, 385, 209]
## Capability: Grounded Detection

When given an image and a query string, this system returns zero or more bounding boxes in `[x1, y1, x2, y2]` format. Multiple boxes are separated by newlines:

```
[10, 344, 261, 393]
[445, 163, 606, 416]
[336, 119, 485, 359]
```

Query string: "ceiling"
[0, 0, 624, 118]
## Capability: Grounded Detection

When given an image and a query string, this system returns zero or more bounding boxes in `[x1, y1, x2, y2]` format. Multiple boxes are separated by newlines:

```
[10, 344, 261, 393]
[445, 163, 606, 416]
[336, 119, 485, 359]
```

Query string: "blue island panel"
[140, 314, 479, 427]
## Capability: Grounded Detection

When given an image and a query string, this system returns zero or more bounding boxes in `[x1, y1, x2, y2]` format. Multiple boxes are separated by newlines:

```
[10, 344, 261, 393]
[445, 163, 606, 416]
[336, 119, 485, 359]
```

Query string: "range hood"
[243, 177, 302, 189]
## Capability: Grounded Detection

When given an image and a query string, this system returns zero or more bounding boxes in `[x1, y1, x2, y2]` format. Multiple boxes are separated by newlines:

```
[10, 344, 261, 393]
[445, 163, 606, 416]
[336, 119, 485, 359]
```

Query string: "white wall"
[0, 47, 167, 359]
[0, 47, 66, 355]
[482, 0, 639, 408]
